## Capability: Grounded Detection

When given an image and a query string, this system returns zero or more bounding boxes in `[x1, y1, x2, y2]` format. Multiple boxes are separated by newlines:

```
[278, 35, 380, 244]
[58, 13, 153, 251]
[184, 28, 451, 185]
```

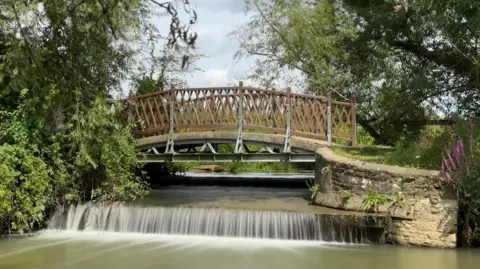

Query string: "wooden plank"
[139, 99, 152, 129]
[128, 89, 172, 100]
[351, 100, 357, 147]
[152, 96, 167, 128]
[291, 92, 328, 101]
[145, 98, 157, 128]
[332, 100, 352, 106]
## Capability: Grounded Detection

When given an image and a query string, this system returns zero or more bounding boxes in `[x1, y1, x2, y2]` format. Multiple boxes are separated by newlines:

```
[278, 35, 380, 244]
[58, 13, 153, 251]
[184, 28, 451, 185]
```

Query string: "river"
[1, 174, 479, 269]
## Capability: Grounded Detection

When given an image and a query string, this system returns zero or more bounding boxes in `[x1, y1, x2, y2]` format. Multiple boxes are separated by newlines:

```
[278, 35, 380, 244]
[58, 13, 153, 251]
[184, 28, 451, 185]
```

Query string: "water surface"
[1, 232, 478, 269]
[1, 184, 478, 269]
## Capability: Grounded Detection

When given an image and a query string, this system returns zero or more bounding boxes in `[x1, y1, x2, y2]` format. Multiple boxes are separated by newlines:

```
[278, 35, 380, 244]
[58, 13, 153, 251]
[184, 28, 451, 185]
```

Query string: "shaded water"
[1, 184, 480, 269]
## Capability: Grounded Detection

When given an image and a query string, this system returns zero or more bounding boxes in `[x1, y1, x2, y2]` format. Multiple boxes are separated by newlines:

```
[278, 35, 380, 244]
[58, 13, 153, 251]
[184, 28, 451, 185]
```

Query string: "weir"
[48, 203, 385, 244]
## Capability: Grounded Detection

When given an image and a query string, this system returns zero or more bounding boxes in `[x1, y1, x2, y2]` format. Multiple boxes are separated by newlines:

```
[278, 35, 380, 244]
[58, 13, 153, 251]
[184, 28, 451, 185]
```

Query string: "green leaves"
[65, 98, 149, 203]
[233, 0, 357, 91]
[0, 0, 177, 232]
[234, 0, 480, 145]
[0, 144, 50, 234]
[362, 189, 394, 213]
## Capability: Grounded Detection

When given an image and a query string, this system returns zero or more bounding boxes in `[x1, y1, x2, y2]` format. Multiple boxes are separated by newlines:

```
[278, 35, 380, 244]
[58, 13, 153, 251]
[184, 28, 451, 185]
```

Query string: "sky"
[119, 0, 304, 98]
[152, 0, 257, 88]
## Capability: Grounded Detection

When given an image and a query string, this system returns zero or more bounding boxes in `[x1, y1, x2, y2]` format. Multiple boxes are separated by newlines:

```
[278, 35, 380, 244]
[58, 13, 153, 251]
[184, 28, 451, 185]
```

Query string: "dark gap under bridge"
[128, 82, 357, 163]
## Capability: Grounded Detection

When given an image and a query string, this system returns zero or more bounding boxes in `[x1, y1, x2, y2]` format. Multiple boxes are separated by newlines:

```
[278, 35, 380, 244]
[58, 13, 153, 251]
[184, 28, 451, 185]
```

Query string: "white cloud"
[192, 0, 246, 14]
[203, 68, 229, 86]
[143, 0, 301, 91]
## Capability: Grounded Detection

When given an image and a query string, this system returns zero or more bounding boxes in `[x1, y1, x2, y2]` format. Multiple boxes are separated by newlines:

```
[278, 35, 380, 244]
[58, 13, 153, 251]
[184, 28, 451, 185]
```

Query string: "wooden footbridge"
[128, 82, 356, 162]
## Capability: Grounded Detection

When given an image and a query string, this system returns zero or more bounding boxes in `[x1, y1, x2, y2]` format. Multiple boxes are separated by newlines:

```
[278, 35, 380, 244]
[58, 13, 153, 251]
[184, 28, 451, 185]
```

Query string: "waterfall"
[48, 203, 370, 243]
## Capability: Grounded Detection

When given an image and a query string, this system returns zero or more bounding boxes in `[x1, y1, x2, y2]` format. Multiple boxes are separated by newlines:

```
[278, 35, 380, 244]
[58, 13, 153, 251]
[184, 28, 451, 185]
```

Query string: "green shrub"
[0, 95, 150, 233]
[0, 145, 50, 234]
[356, 126, 375, 146]
[306, 178, 320, 202]
[362, 189, 393, 213]
[62, 98, 149, 203]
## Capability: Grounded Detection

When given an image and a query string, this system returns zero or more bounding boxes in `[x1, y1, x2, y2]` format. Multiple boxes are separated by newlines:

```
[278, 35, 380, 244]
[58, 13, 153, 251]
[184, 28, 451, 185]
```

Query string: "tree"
[231, 0, 357, 91]
[232, 0, 479, 145]
[0, 0, 198, 233]
[131, 44, 203, 96]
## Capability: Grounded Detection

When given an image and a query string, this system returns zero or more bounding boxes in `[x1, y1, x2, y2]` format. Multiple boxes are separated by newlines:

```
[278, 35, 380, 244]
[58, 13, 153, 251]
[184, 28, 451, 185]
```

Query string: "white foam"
[48, 203, 368, 243]
[35, 230, 359, 250]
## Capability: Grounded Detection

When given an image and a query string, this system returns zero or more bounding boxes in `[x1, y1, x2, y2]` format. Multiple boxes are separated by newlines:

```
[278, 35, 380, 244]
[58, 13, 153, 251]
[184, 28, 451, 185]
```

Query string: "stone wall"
[313, 147, 457, 248]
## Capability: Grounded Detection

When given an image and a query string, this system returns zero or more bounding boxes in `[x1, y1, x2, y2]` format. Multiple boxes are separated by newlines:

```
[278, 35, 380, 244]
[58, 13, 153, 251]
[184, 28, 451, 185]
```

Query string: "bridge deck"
[137, 132, 328, 163]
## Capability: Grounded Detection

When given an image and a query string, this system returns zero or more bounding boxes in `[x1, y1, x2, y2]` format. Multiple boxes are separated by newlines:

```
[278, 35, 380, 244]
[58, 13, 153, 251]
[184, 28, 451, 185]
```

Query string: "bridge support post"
[351, 99, 357, 147]
[327, 92, 332, 147]
[283, 87, 292, 153]
[165, 87, 176, 154]
[235, 81, 244, 154]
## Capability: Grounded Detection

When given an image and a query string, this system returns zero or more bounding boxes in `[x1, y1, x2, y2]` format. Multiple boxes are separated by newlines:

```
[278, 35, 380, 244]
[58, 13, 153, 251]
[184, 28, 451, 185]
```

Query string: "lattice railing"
[127, 83, 357, 146]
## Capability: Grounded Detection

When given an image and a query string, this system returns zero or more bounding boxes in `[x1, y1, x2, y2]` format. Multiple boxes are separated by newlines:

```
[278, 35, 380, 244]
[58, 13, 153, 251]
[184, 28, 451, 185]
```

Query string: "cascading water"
[48, 203, 372, 243]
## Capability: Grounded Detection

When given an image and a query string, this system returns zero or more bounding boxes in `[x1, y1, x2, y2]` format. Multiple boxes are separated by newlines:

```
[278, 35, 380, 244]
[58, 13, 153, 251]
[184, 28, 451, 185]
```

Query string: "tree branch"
[253, 1, 312, 74]
[9, 0, 38, 67]
[391, 119, 456, 126]
[243, 48, 313, 76]
[392, 40, 477, 77]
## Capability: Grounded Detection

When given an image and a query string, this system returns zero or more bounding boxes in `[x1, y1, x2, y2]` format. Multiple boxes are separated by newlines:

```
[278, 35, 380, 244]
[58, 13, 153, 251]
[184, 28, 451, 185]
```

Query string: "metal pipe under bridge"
[127, 82, 357, 163]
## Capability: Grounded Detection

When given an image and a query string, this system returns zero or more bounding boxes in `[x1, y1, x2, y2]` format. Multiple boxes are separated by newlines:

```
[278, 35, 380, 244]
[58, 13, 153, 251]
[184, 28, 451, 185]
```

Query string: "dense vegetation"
[2, 0, 480, 248]
[233, 0, 480, 146]
[232, 0, 480, 247]
[441, 121, 480, 247]
[0, 0, 197, 234]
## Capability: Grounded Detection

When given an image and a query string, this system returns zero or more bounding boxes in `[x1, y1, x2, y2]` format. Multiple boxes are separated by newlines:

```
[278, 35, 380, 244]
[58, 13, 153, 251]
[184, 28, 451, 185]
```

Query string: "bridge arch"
[137, 132, 328, 162]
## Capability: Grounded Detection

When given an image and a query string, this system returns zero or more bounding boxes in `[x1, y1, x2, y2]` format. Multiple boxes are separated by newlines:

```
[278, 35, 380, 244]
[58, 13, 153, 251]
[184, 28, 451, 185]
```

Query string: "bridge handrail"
[127, 82, 357, 147]
[128, 87, 351, 106]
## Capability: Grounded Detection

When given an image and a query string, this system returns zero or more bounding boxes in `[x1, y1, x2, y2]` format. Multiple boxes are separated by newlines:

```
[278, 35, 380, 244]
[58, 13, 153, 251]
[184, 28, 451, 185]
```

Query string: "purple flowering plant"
[442, 120, 480, 246]
[442, 120, 480, 205]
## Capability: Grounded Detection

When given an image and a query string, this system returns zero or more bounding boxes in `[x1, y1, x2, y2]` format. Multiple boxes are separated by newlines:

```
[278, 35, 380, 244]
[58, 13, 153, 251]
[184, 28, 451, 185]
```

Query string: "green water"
[0, 185, 478, 269]
[1, 233, 479, 269]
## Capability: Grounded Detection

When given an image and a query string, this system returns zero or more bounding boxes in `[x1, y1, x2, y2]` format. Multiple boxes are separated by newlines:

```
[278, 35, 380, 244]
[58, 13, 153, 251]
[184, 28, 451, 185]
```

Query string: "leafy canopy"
[0, 0, 198, 233]
[233, 0, 480, 145]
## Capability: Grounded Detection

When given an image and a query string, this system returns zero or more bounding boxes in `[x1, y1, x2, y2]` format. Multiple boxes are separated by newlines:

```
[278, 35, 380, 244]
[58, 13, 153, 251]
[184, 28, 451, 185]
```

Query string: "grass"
[332, 125, 456, 170]
[194, 162, 298, 173]
[170, 143, 302, 174]
[332, 145, 443, 170]
[172, 162, 299, 174]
